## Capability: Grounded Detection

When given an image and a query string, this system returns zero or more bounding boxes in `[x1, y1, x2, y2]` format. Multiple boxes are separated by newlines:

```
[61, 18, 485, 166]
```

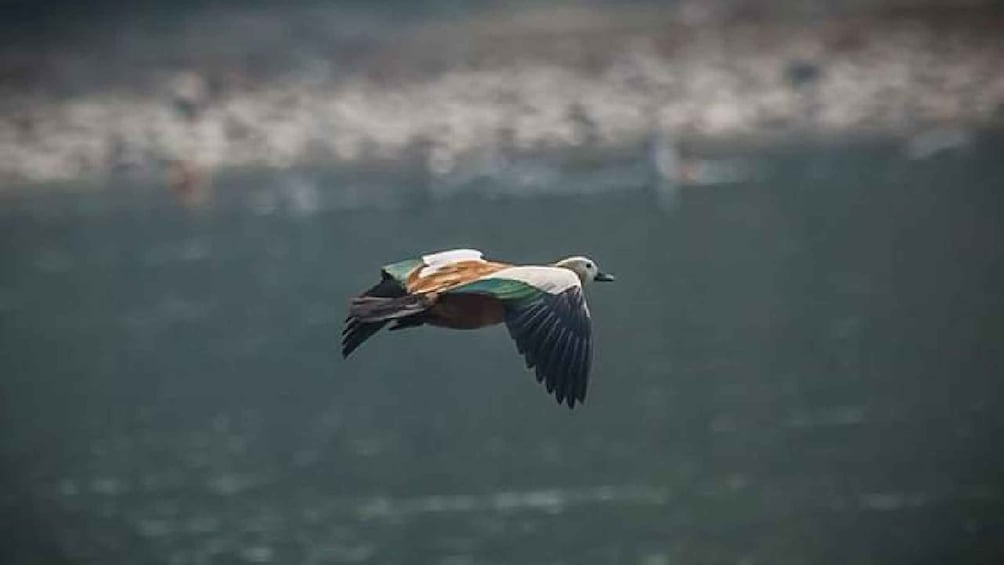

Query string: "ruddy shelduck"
[342, 249, 614, 408]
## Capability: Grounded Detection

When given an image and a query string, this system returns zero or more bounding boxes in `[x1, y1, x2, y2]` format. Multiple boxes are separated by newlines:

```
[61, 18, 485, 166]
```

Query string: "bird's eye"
[586, 262, 594, 269]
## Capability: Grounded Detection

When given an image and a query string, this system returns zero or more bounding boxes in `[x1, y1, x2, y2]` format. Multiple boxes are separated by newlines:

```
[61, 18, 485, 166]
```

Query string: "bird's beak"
[594, 271, 616, 282]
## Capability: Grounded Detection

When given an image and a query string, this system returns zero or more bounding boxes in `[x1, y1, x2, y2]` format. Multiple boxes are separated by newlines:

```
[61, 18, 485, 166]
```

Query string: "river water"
[2, 134, 1002, 563]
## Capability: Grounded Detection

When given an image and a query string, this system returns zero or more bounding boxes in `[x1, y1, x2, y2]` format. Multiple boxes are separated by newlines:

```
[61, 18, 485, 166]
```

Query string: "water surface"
[2, 135, 1002, 564]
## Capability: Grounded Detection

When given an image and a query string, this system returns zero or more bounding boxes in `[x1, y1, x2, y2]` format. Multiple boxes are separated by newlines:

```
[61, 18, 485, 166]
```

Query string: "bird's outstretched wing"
[447, 271, 593, 408]
[504, 286, 592, 408]
[341, 274, 407, 357]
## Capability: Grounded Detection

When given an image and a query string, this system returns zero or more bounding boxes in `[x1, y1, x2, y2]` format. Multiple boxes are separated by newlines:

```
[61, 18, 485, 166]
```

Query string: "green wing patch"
[444, 277, 543, 303]
[381, 258, 423, 285]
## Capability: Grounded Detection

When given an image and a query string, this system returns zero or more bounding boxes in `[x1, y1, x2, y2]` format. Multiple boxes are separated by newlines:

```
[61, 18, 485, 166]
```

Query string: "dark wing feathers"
[341, 317, 383, 358]
[551, 331, 573, 403]
[504, 286, 593, 409]
[341, 274, 407, 358]
[574, 338, 591, 404]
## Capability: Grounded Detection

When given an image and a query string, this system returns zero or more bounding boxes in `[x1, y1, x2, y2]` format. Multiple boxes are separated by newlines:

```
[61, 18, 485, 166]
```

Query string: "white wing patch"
[419, 248, 485, 278]
[483, 266, 581, 295]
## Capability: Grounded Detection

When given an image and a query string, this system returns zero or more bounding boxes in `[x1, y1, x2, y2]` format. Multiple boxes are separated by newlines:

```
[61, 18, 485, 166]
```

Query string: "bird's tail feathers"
[350, 294, 431, 323]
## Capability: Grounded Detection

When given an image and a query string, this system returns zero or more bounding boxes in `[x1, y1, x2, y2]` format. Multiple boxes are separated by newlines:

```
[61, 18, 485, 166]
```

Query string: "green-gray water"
[2, 135, 1002, 563]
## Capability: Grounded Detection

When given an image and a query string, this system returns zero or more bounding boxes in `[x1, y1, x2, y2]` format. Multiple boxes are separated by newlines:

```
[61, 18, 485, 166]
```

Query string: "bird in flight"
[342, 249, 614, 408]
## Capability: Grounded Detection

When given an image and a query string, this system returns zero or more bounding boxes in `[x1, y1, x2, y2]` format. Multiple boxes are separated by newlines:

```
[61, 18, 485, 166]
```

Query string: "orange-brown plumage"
[426, 293, 506, 329]
[406, 260, 511, 294]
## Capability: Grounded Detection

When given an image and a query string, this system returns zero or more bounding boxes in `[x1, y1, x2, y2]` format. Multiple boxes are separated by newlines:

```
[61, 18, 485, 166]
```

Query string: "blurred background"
[2, 1, 1003, 563]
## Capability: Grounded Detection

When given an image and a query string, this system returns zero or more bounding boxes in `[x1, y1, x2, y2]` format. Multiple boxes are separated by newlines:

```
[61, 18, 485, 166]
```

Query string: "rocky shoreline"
[2, 7, 1002, 188]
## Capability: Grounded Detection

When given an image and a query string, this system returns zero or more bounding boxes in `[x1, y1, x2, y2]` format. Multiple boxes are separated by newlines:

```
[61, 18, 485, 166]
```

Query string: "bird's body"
[342, 249, 614, 408]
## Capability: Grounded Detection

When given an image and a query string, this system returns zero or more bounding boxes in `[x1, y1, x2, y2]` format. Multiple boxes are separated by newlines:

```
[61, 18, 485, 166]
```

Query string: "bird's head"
[553, 256, 615, 285]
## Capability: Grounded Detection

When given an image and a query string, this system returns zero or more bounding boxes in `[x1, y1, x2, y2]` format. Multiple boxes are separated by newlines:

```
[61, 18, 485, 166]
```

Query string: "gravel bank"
[2, 6, 1002, 187]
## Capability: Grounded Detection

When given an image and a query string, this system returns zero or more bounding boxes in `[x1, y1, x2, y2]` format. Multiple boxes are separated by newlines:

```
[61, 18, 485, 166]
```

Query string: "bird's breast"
[426, 294, 505, 330]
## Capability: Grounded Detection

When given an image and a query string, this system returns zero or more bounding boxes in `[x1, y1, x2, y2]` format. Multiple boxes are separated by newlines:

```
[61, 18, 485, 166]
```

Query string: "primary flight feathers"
[342, 249, 614, 409]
